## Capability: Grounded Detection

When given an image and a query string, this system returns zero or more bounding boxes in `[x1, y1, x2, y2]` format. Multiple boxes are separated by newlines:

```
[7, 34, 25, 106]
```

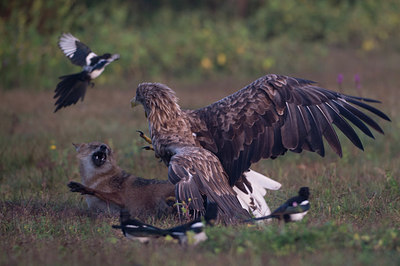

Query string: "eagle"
[131, 74, 390, 223]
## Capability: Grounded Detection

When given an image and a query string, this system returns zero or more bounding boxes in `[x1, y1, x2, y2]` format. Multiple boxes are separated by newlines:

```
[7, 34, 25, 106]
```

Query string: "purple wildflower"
[337, 73, 344, 92]
[337, 73, 344, 85]
[354, 74, 362, 96]
[354, 74, 361, 89]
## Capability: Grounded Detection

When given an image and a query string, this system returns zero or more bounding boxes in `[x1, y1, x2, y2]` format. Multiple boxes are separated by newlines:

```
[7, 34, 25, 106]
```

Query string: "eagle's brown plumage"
[133, 74, 390, 223]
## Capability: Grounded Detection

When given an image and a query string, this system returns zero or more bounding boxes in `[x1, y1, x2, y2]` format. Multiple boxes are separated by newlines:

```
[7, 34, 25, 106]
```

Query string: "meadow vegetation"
[1, 1, 400, 265]
[2, 0, 400, 89]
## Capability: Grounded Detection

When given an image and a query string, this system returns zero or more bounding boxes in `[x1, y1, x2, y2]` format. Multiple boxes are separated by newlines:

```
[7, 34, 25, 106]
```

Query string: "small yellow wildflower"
[374, 239, 383, 250]
[165, 235, 174, 241]
[236, 46, 245, 55]
[201, 57, 213, 70]
[361, 235, 370, 242]
[50, 144, 57, 150]
[202, 29, 211, 37]
[262, 58, 275, 71]
[362, 39, 375, 52]
[217, 53, 226, 66]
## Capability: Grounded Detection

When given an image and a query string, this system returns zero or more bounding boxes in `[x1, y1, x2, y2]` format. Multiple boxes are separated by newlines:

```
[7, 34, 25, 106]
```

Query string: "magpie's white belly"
[290, 211, 308, 221]
[126, 235, 150, 243]
[90, 68, 105, 79]
[193, 231, 208, 245]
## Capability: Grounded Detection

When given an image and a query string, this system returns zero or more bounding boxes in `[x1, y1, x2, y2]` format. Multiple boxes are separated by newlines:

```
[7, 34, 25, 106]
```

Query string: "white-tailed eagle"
[131, 74, 390, 223]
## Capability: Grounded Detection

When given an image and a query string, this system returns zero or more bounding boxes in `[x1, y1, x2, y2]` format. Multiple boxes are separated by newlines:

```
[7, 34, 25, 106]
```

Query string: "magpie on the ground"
[247, 187, 310, 223]
[54, 33, 120, 112]
[112, 210, 166, 243]
[112, 202, 218, 245]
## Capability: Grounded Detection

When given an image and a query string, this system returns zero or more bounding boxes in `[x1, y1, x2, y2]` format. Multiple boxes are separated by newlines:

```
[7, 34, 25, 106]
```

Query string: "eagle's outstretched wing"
[168, 146, 250, 223]
[188, 74, 390, 186]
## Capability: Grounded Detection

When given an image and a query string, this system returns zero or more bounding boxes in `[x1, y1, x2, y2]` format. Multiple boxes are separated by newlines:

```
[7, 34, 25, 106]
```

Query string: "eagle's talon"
[142, 145, 154, 151]
[136, 130, 152, 144]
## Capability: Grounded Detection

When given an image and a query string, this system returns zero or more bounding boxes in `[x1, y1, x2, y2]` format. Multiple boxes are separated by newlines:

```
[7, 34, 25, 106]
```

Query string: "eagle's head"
[131, 82, 182, 123]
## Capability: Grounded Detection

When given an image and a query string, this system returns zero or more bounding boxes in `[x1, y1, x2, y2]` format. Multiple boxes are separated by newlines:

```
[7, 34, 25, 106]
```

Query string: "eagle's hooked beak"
[130, 97, 138, 108]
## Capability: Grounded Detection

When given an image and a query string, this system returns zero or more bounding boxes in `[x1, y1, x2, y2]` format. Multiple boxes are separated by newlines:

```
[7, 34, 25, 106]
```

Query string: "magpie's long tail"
[54, 71, 91, 112]
[112, 209, 168, 238]
[244, 214, 274, 223]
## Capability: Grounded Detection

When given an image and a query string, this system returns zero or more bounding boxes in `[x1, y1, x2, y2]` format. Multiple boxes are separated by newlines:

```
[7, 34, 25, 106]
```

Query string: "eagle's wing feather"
[188, 74, 390, 185]
[168, 146, 250, 223]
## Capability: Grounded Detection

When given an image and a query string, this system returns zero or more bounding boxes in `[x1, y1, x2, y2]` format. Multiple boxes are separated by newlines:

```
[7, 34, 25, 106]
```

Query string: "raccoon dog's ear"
[72, 143, 84, 152]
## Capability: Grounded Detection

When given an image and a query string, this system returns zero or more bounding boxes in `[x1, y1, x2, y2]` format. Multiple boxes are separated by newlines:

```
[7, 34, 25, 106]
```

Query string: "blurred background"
[1, 0, 400, 90]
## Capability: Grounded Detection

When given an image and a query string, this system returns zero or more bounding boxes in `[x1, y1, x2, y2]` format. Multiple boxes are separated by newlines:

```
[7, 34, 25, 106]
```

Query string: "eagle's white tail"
[233, 169, 281, 218]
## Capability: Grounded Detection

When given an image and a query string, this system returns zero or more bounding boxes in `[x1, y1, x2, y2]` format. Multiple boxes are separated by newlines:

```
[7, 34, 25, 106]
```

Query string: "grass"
[3, 0, 400, 89]
[1, 49, 400, 265]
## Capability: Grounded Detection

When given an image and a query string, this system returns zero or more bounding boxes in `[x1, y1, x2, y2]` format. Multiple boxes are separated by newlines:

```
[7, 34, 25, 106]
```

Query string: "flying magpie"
[247, 187, 310, 223]
[112, 203, 218, 245]
[54, 33, 120, 112]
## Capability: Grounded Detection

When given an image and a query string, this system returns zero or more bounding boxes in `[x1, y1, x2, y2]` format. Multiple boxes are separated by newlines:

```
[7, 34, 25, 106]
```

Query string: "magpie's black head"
[119, 209, 132, 225]
[102, 53, 112, 59]
[92, 144, 108, 167]
[97, 53, 120, 62]
[298, 187, 310, 199]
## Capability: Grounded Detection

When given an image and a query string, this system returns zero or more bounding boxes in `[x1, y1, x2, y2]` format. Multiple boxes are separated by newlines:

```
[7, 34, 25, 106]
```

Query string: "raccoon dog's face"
[74, 142, 116, 179]
[92, 144, 108, 167]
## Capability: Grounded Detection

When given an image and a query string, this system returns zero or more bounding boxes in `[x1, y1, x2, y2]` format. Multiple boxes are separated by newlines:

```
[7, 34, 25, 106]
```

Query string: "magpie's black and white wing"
[188, 74, 390, 186]
[167, 146, 250, 223]
[58, 33, 96, 66]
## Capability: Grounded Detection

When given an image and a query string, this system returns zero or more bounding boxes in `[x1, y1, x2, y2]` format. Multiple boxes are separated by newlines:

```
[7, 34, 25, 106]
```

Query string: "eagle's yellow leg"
[142, 145, 154, 151]
[137, 130, 154, 150]
[137, 130, 152, 144]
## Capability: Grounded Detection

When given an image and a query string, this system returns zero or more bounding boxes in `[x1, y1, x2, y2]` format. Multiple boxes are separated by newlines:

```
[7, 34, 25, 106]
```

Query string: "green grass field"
[1, 50, 399, 265]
